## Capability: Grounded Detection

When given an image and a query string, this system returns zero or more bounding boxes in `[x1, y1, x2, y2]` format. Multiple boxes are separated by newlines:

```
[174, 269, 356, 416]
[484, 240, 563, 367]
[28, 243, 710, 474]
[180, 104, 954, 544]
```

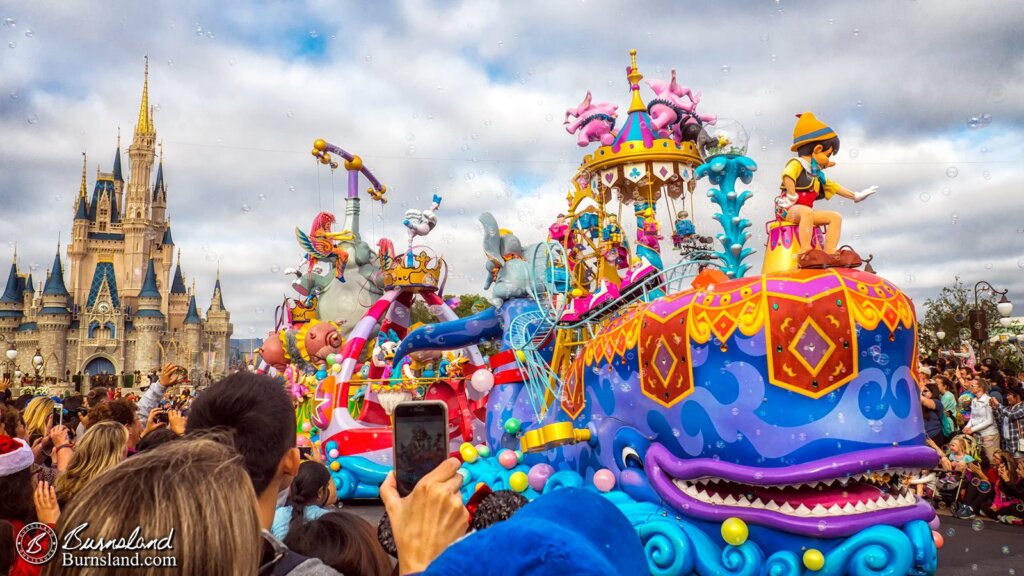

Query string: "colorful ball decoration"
[326, 354, 336, 365]
[803, 549, 825, 572]
[514, 450, 524, 464]
[469, 369, 495, 394]
[325, 441, 338, 452]
[498, 449, 518, 470]
[459, 442, 479, 463]
[720, 517, 748, 546]
[504, 418, 522, 435]
[476, 444, 491, 458]
[592, 468, 616, 492]
[328, 448, 339, 459]
[331, 363, 342, 374]
[301, 421, 312, 432]
[528, 464, 554, 492]
[932, 530, 944, 550]
[509, 471, 529, 493]
[329, 461, 341, 472]
[315, 368, 328, 380]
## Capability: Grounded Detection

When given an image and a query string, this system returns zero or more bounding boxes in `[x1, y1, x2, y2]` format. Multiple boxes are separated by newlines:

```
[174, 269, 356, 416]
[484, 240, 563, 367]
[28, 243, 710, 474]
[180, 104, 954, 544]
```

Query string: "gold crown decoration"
[381, 249, 446, 292]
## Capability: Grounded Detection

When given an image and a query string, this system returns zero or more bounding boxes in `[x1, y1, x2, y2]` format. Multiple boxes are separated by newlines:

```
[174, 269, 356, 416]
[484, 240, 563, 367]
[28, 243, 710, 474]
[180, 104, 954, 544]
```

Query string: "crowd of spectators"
[918, 352, 1024, 523]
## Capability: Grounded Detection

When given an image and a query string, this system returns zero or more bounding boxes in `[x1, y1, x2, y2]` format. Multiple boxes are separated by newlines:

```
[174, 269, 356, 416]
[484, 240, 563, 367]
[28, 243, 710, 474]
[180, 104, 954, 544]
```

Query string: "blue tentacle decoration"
[331, 456, 391, 499]
[696, 154, 757, 279]
[904, 520, 938, 576]
[542, 470, 585, 493]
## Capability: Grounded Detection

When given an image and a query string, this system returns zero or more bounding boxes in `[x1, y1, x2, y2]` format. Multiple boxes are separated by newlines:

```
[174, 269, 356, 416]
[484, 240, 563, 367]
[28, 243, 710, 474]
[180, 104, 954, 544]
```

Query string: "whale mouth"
[672, 469, 917, 516]
[647, 444, 938, 538]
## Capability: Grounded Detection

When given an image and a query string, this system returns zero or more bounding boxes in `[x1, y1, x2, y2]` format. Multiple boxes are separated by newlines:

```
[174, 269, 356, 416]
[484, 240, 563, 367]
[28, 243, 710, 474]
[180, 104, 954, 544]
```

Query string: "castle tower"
[132, 258, 165, 374]
[37, 248, 72, 380]
[167, 254, 188, 331]
[122, 57, 158, 298]
[68, 153, 90, 306]
[0, 257, 24, 353]
[204, 271, 232, 377]
[182, 286, 202, 377]
[112, 129, 124, 207]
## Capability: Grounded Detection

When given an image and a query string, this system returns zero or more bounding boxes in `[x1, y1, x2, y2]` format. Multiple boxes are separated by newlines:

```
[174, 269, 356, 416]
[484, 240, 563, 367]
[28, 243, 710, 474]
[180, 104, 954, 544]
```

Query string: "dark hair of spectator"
[185, 372, 297, 495]
[285, 510, 393, 576]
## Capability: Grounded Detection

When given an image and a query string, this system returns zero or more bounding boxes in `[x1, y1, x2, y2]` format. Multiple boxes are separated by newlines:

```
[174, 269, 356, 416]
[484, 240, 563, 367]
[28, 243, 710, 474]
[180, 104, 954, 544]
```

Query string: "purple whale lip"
[646, 444, 939, 538]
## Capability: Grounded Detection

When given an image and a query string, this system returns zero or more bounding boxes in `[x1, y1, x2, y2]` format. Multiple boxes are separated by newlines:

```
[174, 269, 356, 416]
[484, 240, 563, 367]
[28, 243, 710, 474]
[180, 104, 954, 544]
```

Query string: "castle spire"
[626, 49, 646, 114]
[113, 128, 123, 182]
[136, 56, 153, 136]
[79, 152, 88, 198]
[43, 246, 69, 297]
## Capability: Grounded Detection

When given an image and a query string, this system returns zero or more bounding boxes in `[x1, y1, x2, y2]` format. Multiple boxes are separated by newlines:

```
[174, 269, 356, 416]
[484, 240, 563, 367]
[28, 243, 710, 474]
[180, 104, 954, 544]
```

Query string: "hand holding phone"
[392, 401, 450, 497]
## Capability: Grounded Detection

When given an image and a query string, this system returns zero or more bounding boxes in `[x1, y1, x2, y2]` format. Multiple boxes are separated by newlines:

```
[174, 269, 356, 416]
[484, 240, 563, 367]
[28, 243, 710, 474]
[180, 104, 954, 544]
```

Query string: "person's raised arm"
[380, 458, 469, 575]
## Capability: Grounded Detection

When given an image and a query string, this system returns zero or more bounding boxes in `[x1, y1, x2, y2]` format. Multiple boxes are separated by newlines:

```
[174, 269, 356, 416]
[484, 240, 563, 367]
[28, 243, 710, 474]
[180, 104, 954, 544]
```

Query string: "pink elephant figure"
[565, 91, 619, 147]
[646, 69, 700, 139]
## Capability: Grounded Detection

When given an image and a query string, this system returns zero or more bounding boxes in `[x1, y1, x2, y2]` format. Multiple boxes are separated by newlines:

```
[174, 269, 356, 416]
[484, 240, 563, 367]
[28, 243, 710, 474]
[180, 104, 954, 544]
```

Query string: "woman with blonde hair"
[55, 420, 130, 507]
[23, 396, 55, 440]
[52, 437, 262, 576]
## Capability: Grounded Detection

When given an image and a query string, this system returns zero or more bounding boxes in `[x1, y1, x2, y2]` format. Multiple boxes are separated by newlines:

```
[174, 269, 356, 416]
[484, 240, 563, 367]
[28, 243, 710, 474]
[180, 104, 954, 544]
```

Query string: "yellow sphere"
[460, 442, 479, 463]
[329, 461, 341, 472]
[720, 517, 748, 546]
[571, 288, 584, 298]
[509, 471, 529, 493]
[803, 549, 825, 572]
[514, 350, 526, 362]
[345, 155, 364, 171]
[313, 138, 327, 151]
[319, 155, 331, 165]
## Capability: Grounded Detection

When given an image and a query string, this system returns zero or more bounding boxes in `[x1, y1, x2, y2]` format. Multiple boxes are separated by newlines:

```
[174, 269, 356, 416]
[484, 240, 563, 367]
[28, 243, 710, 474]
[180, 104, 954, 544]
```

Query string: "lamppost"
[970, 281, 1013, 354]
[1, 340, 18, 381]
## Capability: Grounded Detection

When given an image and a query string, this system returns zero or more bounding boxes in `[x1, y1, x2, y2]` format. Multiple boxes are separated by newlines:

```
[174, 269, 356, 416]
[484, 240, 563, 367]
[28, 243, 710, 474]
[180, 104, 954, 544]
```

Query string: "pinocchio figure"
[775, 112, 878, 269]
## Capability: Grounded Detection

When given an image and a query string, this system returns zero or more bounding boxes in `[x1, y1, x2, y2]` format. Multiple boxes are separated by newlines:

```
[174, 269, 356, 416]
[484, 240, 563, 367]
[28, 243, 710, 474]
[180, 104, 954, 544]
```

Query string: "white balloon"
[470, 369, 495, 394]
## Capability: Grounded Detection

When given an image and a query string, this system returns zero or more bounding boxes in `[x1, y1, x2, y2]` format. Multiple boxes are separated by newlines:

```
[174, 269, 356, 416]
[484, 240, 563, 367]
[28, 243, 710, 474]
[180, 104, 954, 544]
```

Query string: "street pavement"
[341, 502, 1020, 575]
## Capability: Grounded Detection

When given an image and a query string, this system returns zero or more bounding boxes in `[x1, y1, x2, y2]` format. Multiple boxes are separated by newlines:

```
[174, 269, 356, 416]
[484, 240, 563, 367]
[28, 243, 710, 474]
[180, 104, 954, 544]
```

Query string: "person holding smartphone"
[136, 363, 185, 424]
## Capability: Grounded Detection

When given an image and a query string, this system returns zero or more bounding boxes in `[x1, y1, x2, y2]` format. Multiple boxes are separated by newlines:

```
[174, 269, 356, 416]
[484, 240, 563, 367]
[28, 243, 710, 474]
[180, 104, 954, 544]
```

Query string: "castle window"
[100, 208, 108, 219]
[99, 222, 107, 231]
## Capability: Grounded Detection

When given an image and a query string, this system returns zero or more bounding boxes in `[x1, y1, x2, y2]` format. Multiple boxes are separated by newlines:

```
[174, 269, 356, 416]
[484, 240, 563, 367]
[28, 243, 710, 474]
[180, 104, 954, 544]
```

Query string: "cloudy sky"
[1, 0, 1022, 339]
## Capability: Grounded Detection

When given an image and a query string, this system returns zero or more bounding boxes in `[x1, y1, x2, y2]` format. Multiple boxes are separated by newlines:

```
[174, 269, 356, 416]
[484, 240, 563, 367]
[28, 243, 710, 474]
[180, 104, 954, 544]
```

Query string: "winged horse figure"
[295, 212, 355, 283]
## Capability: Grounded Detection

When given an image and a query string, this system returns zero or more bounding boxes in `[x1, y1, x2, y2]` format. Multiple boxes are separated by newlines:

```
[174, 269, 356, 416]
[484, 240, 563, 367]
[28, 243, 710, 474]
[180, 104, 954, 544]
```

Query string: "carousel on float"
[257, 50, 940, 575]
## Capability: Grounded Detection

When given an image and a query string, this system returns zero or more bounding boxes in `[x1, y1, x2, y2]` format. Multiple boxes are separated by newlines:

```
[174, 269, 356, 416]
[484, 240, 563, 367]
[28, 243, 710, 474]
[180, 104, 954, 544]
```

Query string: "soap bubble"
[269, 265, 281, 273]
[919, 192, 931, 203]
[240, 203, 251, 213]
[849, 149, 859, 158]
[406, 145, 416, 156]
[946, 167, 959, 178]
[308, 30, 319, 38]
[720, 64, 730, 74]
[3, 18, 15, 27]
[946, 527, 956, 537]
[257, 193, 266, 201]
[852, 28, 860, 36]
[23, 29, 33, 38]
[941, 186, 951, 196]
[8, 41, 16, 49]
[971, 519, 984, 531]
[288, 185, 296, 193]
[982, 170, 991, 180]
[26, 114, 38, 124]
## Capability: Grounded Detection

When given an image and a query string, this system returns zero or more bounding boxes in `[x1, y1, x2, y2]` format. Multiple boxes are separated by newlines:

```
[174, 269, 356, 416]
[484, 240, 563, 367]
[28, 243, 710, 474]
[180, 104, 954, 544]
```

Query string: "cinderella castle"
[0, 59, 232, 390]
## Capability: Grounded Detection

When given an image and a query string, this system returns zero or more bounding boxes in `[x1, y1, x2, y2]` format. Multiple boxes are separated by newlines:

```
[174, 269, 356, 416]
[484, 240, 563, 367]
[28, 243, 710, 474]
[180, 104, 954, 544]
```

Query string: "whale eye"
[621, 447, 644, 470]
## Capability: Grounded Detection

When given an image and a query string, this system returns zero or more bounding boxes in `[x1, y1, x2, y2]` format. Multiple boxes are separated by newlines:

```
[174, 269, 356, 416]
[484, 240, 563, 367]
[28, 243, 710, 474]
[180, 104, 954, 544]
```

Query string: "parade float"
[263, 50, 939, 575]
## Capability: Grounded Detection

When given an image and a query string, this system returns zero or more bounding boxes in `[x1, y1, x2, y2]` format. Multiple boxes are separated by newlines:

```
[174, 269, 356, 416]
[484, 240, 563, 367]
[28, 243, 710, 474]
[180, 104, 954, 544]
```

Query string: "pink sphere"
[932, 530, 944, 549]
[301, 421, 312, 432]
[498, 449, 518, 470]
[470, 369, 495, 394]
[328, 448, 339, 459]
[528, 464, 554, 492]
[593, 469, 616, 492]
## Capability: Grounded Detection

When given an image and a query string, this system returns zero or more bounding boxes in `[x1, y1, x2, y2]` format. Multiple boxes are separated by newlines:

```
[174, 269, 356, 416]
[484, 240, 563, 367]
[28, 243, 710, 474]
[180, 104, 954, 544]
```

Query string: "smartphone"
[298, 446, 313, 460]
[392, 400, 449, 497]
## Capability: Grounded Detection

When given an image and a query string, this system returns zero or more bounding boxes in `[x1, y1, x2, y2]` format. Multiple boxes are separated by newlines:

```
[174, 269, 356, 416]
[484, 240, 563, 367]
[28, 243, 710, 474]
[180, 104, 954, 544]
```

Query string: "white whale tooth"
[723, 495, 738, 505]
[826, 504, 843, 515]
[795, 504, 812, 516]
[710, 493, 725, 505]
[811, 504, 828, 516]
[838, 477, 850, 487]
[864, 500, 878, 511]
[751, 498, 766, 509]
[696, 490, 708, 500]
[780, 502, 795, 514]
[854, 501, 867, 512]
[696, 478, 708, 486]
[902, 493, 916, 505]
[766, 500, 780, 511]
[842, 503, 856, 514]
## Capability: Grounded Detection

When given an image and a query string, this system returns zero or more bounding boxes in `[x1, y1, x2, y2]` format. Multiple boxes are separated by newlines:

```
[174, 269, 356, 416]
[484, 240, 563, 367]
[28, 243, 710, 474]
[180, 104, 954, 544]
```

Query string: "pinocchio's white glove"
[854, 185, 878, 203]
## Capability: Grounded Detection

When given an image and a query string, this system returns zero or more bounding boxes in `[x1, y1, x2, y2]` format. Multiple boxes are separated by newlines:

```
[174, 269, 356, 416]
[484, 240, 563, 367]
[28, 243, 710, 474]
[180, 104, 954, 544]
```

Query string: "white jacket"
[968, 393, 998, 437]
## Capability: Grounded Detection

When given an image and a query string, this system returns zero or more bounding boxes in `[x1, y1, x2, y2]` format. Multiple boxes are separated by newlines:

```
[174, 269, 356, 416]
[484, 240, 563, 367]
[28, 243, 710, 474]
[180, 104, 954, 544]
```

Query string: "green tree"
[920, 277, 1022, 373]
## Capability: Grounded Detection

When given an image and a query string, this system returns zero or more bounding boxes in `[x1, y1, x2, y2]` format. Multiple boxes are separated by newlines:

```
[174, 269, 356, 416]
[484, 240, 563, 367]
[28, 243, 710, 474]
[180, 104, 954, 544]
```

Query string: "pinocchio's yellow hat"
[791, 112, 837, 151]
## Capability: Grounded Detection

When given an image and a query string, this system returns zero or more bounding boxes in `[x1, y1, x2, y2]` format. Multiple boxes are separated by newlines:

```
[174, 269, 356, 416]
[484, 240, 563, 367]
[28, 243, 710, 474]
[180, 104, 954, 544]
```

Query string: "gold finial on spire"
[117, 127, 121, 149]
[626, 49, 646, 113]
[12, 242, 16, 266]
[79, 152, 88, 198]
[136, 55, 151, 135]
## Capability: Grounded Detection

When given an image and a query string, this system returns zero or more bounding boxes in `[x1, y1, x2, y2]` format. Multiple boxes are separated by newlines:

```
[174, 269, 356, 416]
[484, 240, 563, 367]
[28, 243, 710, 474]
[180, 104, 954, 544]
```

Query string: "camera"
[154, 411, 170, 425]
